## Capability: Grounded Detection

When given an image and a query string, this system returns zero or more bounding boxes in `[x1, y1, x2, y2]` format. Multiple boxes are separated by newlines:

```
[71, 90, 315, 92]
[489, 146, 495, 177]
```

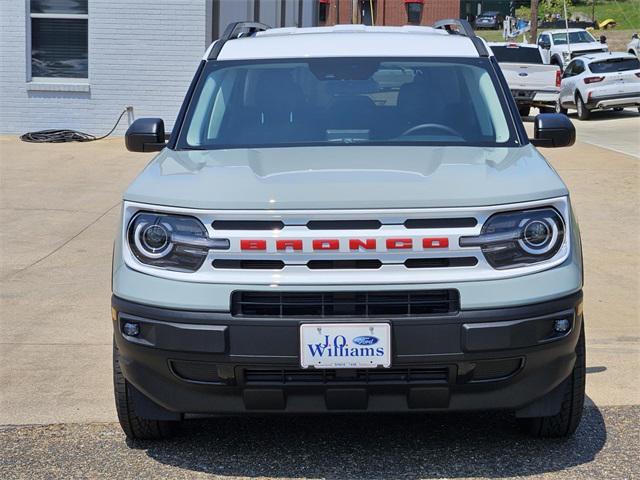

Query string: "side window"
[538, 34, 551, 49]
[29, 0, 88, 79]
[573, 60, 585, 75]
[563, 61, 575, 78]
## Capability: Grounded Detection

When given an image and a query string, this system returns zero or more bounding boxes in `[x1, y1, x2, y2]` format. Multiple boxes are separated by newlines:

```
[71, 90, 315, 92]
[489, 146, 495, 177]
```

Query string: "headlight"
[127, 212, 228, 272]
[562, 51, 571, 59]
[460, 208, 565, 269]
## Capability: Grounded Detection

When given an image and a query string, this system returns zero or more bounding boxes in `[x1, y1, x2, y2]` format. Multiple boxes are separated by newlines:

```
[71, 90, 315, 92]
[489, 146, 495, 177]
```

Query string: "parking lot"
[1, 109, 639, 479]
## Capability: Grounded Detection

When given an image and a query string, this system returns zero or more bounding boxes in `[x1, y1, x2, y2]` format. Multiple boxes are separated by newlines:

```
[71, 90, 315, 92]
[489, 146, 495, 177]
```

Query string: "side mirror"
[530, 113, 575, 148]
[125, 118, 166, 152]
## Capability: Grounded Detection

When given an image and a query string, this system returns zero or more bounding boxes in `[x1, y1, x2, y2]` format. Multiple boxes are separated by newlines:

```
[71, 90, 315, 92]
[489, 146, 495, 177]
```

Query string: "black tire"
[518, 325, 586, 438]
[113, 341, 177, 440]
[576, 94, 590, 120]
[555, 100, 568, 115]
[518, 106, 531, 117]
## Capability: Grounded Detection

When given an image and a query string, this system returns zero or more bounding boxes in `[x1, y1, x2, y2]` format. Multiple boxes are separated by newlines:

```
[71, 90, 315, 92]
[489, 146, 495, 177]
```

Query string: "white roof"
[579, 51, 637, 62]
[487, 42, 539, 48]
[204, 25, 482, 61]
[542, 28, 592, 34]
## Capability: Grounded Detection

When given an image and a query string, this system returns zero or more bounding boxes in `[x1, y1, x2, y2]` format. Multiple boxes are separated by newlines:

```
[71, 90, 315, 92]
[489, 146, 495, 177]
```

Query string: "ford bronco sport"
[113, 21, 584, 440]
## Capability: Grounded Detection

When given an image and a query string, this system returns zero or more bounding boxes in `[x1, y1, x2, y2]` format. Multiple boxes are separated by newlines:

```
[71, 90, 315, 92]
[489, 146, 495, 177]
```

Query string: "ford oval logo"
[353, 335, 379, 346]
[518, 72, 528, 77]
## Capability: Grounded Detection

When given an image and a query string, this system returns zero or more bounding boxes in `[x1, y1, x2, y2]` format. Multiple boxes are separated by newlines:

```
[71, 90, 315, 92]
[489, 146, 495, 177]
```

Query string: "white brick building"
[0, 0, 317, 135]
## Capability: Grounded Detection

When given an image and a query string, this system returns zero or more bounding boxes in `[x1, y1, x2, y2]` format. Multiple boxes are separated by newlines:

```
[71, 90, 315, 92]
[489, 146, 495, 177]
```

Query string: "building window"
[405, 1, 424, 25]
[319, 0, 329, 24]
[30, 0, 88, 79]
[360, 0, 375, 26]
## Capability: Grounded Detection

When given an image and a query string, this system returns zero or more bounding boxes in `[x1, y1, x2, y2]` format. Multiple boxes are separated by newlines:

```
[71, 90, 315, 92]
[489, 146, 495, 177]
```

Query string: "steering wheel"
[401, 123, 462, 138]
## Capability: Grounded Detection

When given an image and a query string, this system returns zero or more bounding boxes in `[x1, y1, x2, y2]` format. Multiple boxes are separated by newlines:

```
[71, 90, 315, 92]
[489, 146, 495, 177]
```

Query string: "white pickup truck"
[537, 29, 608, 69]
[489, 42, 561, 116]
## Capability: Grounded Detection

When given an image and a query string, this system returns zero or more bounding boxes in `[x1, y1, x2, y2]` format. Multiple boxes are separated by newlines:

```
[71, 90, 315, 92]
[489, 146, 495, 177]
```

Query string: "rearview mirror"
[530, 113, 575, 148]
[539, 41, 551, 50]
[125, 118, 166, 152]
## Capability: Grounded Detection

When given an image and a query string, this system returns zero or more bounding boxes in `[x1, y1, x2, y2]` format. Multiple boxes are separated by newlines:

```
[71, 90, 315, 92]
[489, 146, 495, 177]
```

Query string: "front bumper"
[112, 291, 583, 416]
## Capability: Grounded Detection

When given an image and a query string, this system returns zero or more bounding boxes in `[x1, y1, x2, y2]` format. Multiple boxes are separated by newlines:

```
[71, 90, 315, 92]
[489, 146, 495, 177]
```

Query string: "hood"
[124, 145, 568, 210]
[569, 42, 606, 52]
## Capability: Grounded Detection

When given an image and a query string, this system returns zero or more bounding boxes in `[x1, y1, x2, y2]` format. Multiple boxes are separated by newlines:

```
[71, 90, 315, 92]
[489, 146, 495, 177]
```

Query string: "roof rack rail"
[208, 21, 271, 60]
[433, 19, 489, 57]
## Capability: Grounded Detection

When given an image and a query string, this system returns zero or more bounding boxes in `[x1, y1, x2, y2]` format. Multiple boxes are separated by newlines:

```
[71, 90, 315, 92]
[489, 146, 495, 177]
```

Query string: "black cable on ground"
[20, 108, 129, 143]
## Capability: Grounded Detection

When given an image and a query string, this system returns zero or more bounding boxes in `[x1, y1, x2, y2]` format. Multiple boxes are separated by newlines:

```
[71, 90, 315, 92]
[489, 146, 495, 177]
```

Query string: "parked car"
[115, 20, 584, 441]
[628, 33, 639, 57]
[489, 42, 561, 116]
[474, 11, 504, 30]
[556, 52, 640, 119]
[538, 28, 608, 69]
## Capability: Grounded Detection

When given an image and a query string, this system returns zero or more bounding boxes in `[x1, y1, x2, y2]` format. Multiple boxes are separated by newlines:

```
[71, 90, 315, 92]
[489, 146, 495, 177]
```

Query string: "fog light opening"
[122, 322, 140, 337]
[554, 319, 571, 333]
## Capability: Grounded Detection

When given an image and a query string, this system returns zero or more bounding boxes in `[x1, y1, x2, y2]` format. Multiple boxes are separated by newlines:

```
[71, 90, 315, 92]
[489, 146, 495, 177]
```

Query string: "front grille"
[213, 218, 478, 230]
[243, 367, 449, 385]
[307, 259, 382, 269]
[404, 217, 477, 229]
[213, 259, 285, 270]
[231, 289, 459, 317]
[213, 258, 477, 270]
[306, 220, 382, 230]
[571, 49, 606, 58]
[212, 220, 284, 230]
[404, 257, 478, 268]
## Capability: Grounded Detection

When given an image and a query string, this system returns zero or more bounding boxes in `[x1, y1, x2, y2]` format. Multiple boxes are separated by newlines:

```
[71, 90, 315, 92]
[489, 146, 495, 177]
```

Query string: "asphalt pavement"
[2, 407, 639, 479]
[0, 107, 639, 479]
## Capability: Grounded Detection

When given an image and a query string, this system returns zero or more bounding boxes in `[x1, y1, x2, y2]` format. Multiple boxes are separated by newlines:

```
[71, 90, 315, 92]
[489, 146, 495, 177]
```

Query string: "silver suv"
[113, 21, 584, 440]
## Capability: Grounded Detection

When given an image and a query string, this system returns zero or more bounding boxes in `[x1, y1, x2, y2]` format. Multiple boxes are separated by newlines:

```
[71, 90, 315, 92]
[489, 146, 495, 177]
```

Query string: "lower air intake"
[243, 367, 450, 385]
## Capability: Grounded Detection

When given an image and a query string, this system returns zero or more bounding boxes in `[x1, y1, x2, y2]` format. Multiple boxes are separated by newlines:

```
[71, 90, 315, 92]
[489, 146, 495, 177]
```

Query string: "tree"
[528, 0, 576, 44]
[530, 0, 539, 44]
[516, 6, 532, 20]
[539, 0, 574, 19]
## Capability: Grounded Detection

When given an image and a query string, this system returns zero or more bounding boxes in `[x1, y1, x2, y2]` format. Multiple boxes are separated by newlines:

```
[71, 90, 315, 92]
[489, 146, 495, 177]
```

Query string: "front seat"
[396, 74, 445, 130]
[249, 70, 308, 143]
[326, 95, 377, 131]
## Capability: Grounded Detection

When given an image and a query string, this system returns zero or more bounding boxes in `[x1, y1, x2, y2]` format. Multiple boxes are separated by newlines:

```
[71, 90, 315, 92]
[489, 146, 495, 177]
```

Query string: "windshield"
[589, 57, 640, 73]
[552, 31, 596, 45]
[491, 46, 543, 64]
[178, 57, 517, 150]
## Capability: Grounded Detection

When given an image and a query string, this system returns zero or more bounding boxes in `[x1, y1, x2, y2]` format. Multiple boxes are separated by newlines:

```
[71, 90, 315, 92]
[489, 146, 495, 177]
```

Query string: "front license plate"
[300, 323, 391, 369]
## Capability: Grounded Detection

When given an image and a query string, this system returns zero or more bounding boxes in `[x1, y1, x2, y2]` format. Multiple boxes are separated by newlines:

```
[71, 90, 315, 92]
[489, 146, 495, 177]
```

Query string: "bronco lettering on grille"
[239, 238, 449, 251]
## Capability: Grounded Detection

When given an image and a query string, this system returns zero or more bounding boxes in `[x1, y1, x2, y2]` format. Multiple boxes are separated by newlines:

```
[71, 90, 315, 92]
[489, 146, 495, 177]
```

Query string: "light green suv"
[112, 20, 584, 440]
